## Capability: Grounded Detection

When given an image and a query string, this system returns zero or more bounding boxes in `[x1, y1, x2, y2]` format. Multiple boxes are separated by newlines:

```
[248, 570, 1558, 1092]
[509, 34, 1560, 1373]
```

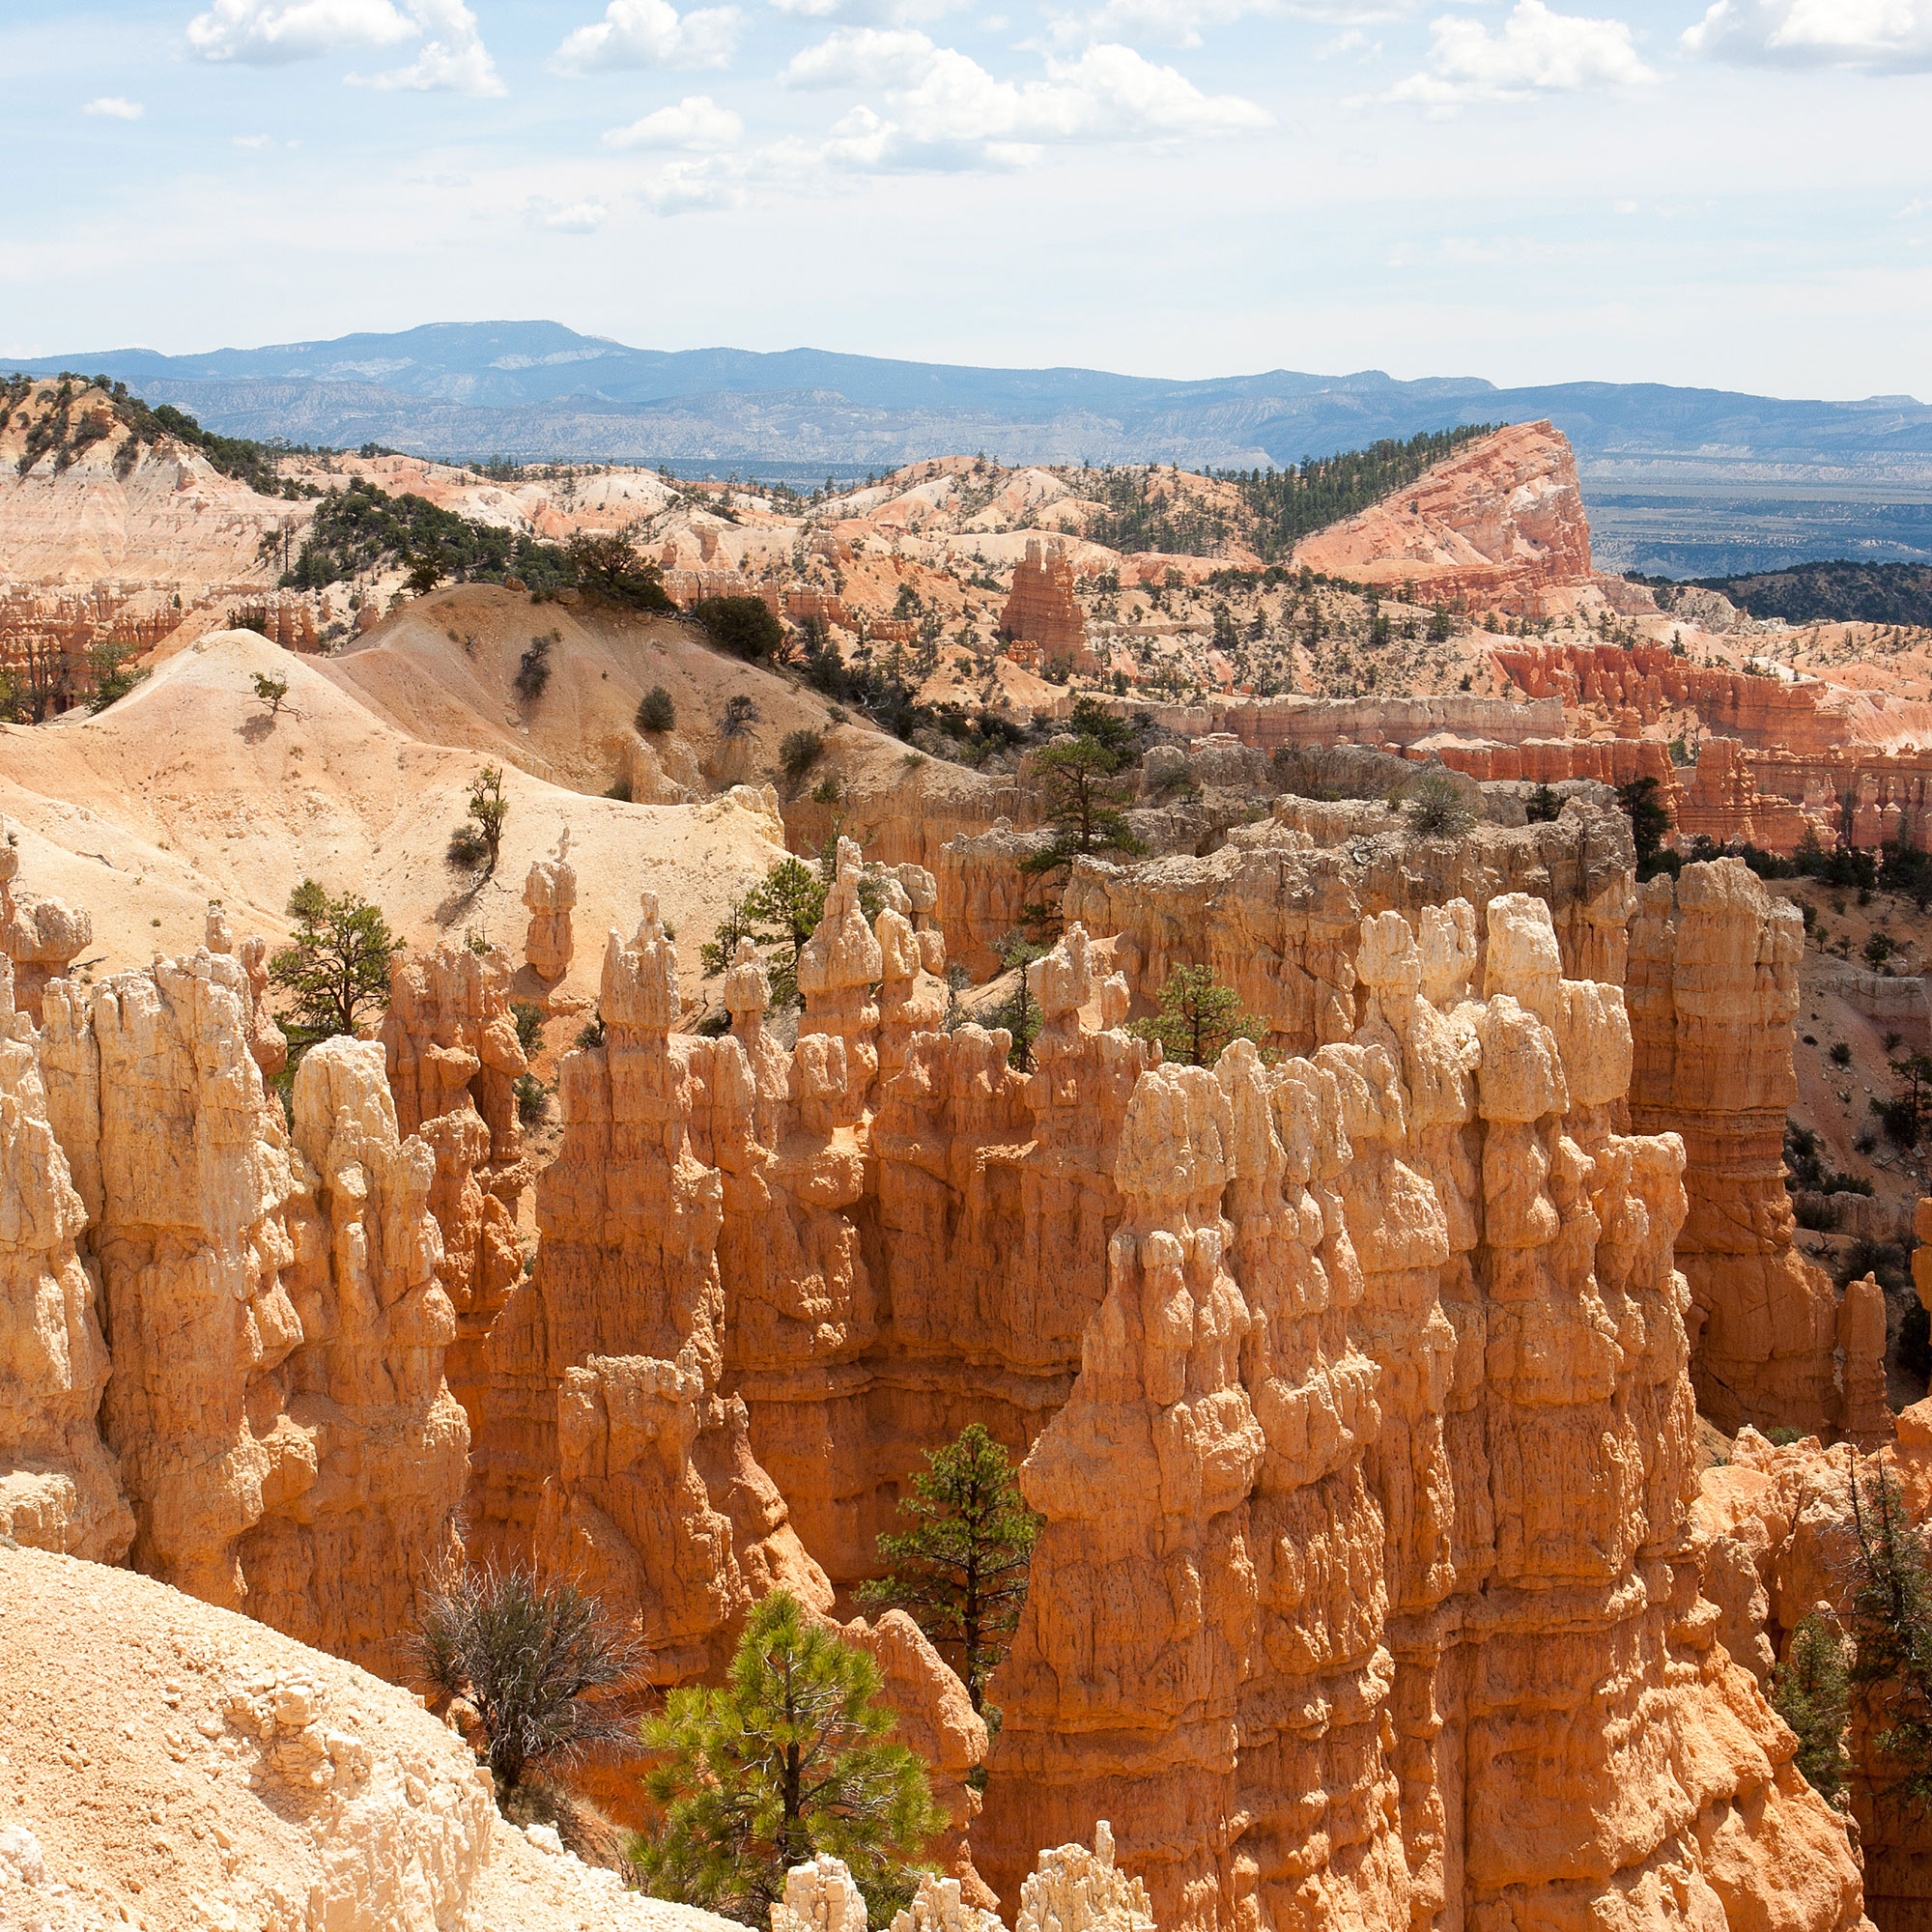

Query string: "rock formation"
[976, 893, 1865, 1932]
[1289, 421, 1632, 619]
[1625, 860, 1842, 1435]
[0, 952, 131, 1559]
[0, 828, 93, 1025]
[523, 829, 578, 982]
[1002, 539, 1090, 670]
[238, 1036, 470, 1666]
[381, 940, 528, 1449]
[38, 949, 310, 1607]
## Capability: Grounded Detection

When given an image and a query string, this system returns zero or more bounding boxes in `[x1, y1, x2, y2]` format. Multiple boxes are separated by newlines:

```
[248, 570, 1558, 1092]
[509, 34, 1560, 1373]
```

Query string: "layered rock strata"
[381, 941, 528, 1448]
[0, 953, 130, 1558]
[1625, 860, 1843, 1435]
[976, 892, 1866, 1932]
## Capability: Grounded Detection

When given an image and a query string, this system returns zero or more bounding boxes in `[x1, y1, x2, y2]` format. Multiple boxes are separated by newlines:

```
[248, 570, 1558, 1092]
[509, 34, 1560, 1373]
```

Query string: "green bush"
[637, 685, 676, 733]
[1402, 774, 1476, 841]
[691, 595, 784, 663]
[780, 728, 825, 781]
[514, 1072, 549, 1126]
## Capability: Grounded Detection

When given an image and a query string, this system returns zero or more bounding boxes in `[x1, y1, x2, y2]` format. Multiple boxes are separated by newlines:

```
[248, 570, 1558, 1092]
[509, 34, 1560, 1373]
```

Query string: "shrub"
[1524, 783, 1562, 824]
[722, 694, 758, 738]
[252, 671, 291, 715]
[447, 823, 491, 870]
[564, 531, 672, 611]
[637, 685, 676, 734]
[1831, 1041, 1853, 1066]
[633, 1593, 938, 1927]
[514, 1072, 549, 1126]
[1794, 1198, 1841, 1233]
[780, 728, 825, 781]
[811, 775, 843, 807]
[412, 1563, 639, 1792]
[515, 634, 554, 701]
[1402, 773, 1476, 841]
[576, 1012, 606, 1051]
[1775, 1607, 1851, 1802]
[605, 778, 633, 801]
[691, 595, 784, 664]
[511, 1000, 546, 1059]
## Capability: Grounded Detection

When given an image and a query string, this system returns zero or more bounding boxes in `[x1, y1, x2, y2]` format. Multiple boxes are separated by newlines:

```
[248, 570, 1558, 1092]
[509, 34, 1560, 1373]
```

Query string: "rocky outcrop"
[381, 941, 528, 1450]
[523, 832, 578, 982]
[1001, 539, 1091, 670]
[1290, 422, 1628, 619]
[1492, 640, 1851, 755]
[480, 893, 831, 1680]
[0, 830, 93, 1026]
[1626, 860, 1841, 1435]
[38, 949, 309, 1606]
[976, 893, 1865, 1932]
[237, 1036, 470, 1667]
[1691, 1410, 1932, 1932]
[1039, 803, 1637, 1046]
[0, 954, 130, 1560]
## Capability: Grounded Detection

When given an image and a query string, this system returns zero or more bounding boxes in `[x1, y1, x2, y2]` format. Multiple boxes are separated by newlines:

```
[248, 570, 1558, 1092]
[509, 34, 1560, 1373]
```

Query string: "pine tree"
[635, 1593, 939, 1928]
[1774, 1607, 1850, 1802]
[1127, 964, 1270, 1067]
[857, 1425, 1041, 1718]
[1018, 704, 1145, 933]
[267, 880, 402, 1060]
[1847, 1457, 1932, 1808]
[467, 765, 509, 874]
[985, 931, 1049, 1071]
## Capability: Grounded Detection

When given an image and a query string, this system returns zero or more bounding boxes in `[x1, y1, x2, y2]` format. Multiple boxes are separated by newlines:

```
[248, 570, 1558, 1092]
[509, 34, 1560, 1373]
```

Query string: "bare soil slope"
[0, 627, 790, 1006]
[0, 1545, 735, 1932]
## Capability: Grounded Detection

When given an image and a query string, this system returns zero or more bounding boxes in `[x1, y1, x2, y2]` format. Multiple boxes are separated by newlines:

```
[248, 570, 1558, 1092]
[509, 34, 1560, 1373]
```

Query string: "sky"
[2, 0, 1930, 398]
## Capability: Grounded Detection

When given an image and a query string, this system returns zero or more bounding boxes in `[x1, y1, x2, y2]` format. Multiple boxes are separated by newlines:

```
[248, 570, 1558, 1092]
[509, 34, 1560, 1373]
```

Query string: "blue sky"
[4, 0, 1930, 396]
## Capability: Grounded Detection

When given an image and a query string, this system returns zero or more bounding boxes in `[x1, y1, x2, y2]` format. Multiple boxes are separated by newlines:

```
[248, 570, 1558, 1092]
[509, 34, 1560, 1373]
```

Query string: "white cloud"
[190, 0, 500, 90]
[603, 93, 744, 146]
[1683, 0, 1932, 72]
[781, 26, 940, 86]
[527, 197, 612, 231]
[233, 131, 275, 145]
[1386, 0, 1658, 107]
[84, 96, 146, 119]
[640, 158, 750, 211]
[795, 38, 1270, 171]
[348, 0, 503, 93]
[769, 0, 958, 24]
[185, 0, 416, 63]
[551, 0, 744, 71]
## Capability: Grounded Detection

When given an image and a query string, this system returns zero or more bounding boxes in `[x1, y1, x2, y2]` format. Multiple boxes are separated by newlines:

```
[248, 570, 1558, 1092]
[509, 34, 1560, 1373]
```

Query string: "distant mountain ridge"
[13, 321, 1932, 576]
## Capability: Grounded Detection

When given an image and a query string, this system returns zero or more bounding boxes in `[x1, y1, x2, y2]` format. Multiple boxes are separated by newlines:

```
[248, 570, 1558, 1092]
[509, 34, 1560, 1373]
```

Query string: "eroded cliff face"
[0, 953, 130, 1559]
[976, 893, 1865, 1932]
[26, 945, 468, 1665]
[1626, 861, 1847, 1435]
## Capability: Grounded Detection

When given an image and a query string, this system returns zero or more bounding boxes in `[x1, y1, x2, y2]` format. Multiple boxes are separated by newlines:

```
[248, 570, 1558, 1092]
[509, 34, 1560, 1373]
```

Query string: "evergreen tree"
[1774, 1608, 1850, 1802]
[857, 1425, 1042, 1717]
[635, 1593, 939, 1928]
[742, 857, 829, 1007]
[467, 765, 509, 873]
[267, 880, 402, 1059]
[1018, 705, 1145, 933]
[984, 931, 1048, 1072]
[1847, 1457, 1932, 1808]
[1615, 775, 1673, 879]
[1128, 964, 1270, 1067]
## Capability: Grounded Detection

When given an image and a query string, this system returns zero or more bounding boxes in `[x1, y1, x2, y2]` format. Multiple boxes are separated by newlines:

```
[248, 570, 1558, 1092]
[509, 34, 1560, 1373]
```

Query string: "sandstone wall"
[1626, 861, 1844, 1435]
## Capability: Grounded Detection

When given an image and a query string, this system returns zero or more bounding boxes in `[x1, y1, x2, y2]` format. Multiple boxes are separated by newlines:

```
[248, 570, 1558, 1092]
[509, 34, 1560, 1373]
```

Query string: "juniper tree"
[856, 1424, 1042, 1718]
[1847, 1456, 1932, 1809]
[466, 765, 509, 874]
[267, 880, 401, 1059]
[634, 1592, 938, 1928]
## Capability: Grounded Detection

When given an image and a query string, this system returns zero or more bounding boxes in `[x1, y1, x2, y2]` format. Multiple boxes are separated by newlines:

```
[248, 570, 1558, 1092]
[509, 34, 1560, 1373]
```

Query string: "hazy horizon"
[7, 2, 1931, 399]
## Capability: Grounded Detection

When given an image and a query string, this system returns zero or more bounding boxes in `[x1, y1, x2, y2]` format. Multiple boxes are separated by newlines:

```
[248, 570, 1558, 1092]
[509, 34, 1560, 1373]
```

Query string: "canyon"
[9, 381, 1932, 1932]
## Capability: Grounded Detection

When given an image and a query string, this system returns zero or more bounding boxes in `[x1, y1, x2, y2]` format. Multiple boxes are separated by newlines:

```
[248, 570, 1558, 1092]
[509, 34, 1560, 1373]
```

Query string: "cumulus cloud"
[84, 96, 146, 119]
[639, 157, 751, 210]
[781, 26, 941, 86]
[185, 0, 416, 63]
[551, 0, 744, 71]
[189, 0, 500, 90]
[768, 0, 958, 24]
[791, 38, 1270, 170]
[348, 0, 503, 92]
[603, 92, 744, 146]
[1385, 0, 1657, 107]
[1683, 0, 1932, 72]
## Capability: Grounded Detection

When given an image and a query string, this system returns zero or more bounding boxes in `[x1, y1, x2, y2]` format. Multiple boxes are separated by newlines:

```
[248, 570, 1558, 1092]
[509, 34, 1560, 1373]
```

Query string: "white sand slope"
[0, 627, 791, 1006]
